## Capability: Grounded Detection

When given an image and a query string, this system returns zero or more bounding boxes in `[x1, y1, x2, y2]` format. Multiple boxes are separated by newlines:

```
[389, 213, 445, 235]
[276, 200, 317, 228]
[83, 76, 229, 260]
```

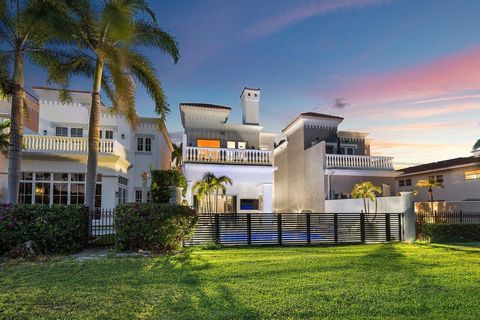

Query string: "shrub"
[423, 223, 480, 243]
[115, 203, 197, 252]
[150, 169, 187, 203]
[0, 204, 88, 255]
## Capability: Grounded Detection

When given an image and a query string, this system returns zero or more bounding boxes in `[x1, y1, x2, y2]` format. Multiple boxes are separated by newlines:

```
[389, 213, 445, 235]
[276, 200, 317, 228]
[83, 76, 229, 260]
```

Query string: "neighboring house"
[0, 87, 173, 208]
[274, 112, 400, 213]
[396, 155, 480, 206]
[181, 87, 276, 213]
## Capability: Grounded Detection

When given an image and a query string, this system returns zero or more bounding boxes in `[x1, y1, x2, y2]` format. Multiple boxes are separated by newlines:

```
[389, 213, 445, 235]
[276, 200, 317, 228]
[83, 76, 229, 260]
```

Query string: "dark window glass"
[105, 130, 113, 139]
[35, 172, 51, 181]
[35, 182, 50, 204]
[70, 183, 85, 205]
[71, 173, 85, 182]
[21, 172, 33, 181]
[53, 173, 69, 181]
[96, 174, 102, 182]
[18, 182, 33, 204]
[118, 176, 128, 186]
[398, 180, 405, 187]
[95, 184, 102, 208]
[70, 128, 83, 137]
[240, 199, 259, 210]
[135, 190, 142, 203]
[145, 138, 152, 152]
[405, 179, 412, 186]
[55, 127, 68, 137]
[326, 146, 334, 154]
[52, 183, 68, 204]
[137, 137, 143, 151]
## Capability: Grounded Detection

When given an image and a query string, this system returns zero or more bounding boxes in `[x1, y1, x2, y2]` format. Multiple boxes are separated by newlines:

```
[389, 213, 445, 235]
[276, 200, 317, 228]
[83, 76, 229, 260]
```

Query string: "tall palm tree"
[214, 175, 232, 213]
[351, 181, 382, 222]
[0, 119, 10, 153]
[193, 172, 217, 213]
[171, 142, 182, 168]
[0, 0, 72, 204]
[416, 179, 444, 214]
[52, 0, 179, 210]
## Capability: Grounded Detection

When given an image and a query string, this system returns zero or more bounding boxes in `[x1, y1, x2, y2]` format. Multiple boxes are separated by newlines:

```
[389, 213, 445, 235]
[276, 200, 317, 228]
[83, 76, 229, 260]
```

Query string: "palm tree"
[193, 172, 217, 213]
[0, 119, 10, 153]
[171, 142, 182, 168]
[416, 179, 444, 215]
[52, 0, 179, 210]
[351, 181, 382, 222]
[0, 0, 72, 204]
[214, 175, 232, 213]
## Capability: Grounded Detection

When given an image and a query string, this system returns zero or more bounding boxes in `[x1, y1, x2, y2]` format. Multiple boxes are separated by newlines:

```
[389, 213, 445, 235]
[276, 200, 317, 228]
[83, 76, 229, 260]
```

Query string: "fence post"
[306, 213, 311, 245]
[247, 214, 252, 245]
[214, 214, 220, 244]
[277, 214, 282, 245]
[398, 213, 402, 241]
[385, 214, 391, 242]
[460, 210, 463, 223]
[360, 212, 366, 243]
[334, 213, 338, 244]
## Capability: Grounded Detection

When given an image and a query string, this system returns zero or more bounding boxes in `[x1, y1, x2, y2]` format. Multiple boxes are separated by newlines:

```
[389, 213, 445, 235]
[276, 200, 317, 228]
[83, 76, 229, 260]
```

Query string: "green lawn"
[1, 243, 480, 319]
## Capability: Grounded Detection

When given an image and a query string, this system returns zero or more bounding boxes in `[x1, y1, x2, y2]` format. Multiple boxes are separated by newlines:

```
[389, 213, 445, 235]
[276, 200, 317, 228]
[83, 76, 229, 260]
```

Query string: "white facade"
[181, 88, 275, 213]
[0, 87, 173, 208]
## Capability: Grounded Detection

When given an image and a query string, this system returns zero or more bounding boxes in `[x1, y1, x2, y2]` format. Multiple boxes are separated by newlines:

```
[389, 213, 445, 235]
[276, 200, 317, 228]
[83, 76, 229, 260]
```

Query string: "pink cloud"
[331, 47, 480, 104]
[243, 0, 389, 40]
[365, 121, 469, 133]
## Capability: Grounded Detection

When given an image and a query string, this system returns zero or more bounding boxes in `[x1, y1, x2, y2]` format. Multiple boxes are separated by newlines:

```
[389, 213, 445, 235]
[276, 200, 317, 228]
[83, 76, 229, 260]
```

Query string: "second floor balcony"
[184, 146, 273, 166]
[22, 135, 128, 159]
[325, 154, 394, 170]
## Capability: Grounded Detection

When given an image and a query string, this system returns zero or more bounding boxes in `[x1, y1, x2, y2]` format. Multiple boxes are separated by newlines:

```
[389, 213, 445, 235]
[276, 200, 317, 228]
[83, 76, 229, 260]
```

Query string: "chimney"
[240, 87, 260, 125]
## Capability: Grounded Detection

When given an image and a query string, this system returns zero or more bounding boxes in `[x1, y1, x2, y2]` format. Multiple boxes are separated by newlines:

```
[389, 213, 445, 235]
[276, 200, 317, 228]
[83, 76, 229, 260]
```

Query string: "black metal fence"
[188, 213, 403, 246]
[87, 209, 116, 246]
[416, 211, 480, 224]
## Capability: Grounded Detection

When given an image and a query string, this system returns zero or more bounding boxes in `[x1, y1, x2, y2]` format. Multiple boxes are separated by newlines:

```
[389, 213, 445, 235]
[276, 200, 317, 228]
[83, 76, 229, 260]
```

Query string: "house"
[396, 148, 480, 211]
[181, 87, 276, 213]
[274, 112, 401, 213]
[0, 87, 173, 208]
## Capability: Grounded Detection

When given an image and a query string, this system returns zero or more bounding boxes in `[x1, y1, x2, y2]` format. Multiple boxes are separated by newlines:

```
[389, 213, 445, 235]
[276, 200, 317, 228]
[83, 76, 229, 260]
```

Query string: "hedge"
[0, 204, 88, 255]
[115, 203, 197, 252]
[423, 223, 480, 243]
[150, 169, 187, 203]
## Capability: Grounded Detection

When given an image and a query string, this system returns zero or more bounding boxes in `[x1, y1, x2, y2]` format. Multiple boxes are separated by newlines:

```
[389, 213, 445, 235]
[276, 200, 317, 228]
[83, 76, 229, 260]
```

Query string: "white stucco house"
[274, 112, 401, 213]
[181, 87, 276, 213]
[0, 87, 173, 209]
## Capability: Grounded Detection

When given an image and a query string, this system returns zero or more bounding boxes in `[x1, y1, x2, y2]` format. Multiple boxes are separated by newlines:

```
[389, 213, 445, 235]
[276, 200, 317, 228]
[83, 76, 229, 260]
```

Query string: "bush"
[150, 169, 187, 203]
[0, 204, 88, 255]
[423, 223, 480, 243]
[115, 203, 197, 252]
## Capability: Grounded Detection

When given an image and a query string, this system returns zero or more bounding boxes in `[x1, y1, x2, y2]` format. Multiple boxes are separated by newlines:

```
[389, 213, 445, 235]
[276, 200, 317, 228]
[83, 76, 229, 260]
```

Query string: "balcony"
[325, 154, 394, 170]
[184, 146, 273, 166]
[22, 135, 128, 159]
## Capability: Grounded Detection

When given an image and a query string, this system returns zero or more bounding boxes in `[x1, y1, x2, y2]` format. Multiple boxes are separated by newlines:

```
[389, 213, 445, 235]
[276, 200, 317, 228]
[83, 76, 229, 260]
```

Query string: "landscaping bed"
[1, 243, 480, 319]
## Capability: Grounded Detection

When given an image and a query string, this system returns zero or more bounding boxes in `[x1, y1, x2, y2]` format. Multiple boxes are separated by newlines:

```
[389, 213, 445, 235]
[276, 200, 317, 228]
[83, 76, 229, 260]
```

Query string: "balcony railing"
[184, 146, 273, 165]
[22, 135, 128, 159]
[325, 154, 394, 170]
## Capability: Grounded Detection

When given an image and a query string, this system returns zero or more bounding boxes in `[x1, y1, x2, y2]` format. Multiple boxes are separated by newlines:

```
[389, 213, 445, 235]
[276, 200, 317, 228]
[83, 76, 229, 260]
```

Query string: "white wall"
[325, 196, 402, 213]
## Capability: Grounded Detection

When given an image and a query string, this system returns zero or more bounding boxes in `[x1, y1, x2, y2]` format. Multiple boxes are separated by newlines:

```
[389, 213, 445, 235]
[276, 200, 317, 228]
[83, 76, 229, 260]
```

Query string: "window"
[347, 148, 354, 155]
[135, 190, 142, 203]
[70, 128, 83, 137]
[118, 176, 128, 186]
[54, 173, 68, 181]
[105, 130, 113, 139]
[465, 169, 480, 180]
[405, 179, 412, 186]
[71, 173, 85, 182]
[55, 127, 68, 137]
[238, 141, 246, 149]
[95, 184, 102, 208]
[70, 183, 85, 205]
[145, 137, 152, 152]
[240, 199, 259, 210]
[34, 182, 50, 204]
[118, 187, 127, 204]
[35, 172, 51, 181]
[227, 141, 236, 149]
[428, 175, 443, 183]
[398, 180, 405, 187]
[52, 183, 68, 204]
[398, 179, 412, 187]
[326, 145, 334, 154]
[197, 139, 220, 148]
[137, 137, 144, 151]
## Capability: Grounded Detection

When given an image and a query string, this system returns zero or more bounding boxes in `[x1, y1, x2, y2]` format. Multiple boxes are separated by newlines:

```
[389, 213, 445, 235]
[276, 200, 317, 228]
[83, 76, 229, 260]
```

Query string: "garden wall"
[325, 196, 402, 213]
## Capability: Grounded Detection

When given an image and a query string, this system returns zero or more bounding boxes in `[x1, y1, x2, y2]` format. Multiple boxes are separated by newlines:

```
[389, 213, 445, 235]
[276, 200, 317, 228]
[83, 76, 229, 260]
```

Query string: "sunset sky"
[23, 0, 480, 166]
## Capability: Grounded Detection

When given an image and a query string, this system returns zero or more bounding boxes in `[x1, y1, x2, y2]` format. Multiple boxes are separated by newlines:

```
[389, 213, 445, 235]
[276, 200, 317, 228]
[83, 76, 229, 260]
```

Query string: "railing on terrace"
[325, 154, 394, 170]
[23, 135, 128, 158]
[184, 146, 273, 165]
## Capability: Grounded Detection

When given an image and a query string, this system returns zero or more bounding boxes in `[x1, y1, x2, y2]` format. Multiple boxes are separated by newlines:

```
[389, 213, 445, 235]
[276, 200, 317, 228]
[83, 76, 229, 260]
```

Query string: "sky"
[22, 0, 480, 166]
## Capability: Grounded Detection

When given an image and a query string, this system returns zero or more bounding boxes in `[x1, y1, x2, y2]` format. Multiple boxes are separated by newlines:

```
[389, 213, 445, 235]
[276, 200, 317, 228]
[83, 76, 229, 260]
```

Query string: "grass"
[1, 243, 480, 319]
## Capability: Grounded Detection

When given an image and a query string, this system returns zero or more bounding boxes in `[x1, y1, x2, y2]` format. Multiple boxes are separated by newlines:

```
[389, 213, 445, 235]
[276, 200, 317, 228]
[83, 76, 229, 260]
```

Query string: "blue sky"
[22, 0, 480, 165]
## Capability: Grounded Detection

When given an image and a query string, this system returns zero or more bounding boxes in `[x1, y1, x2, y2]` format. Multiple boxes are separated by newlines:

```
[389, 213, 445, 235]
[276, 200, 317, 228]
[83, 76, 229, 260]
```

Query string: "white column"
[185, 181, 193, 207]
[261, 183, 273, 213]
[400, 191, 415, 243]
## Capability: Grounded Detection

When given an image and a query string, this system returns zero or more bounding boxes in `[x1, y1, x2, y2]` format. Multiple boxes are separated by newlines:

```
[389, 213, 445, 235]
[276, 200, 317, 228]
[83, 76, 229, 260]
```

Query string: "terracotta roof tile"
[399, 157, 480, 175]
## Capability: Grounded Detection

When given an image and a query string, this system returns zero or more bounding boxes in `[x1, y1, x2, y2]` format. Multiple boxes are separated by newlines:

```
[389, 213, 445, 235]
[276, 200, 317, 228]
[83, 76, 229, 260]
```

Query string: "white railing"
[184, 146, 273, 165]
[325, 154, 394, 170]
[23, 135, 127, 158]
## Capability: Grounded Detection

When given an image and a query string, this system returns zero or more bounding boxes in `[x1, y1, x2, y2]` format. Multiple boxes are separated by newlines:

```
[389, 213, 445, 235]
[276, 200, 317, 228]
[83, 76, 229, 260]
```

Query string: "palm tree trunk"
[429, 188, 434, 215]
[7, 51, 25, 204]
[85, 59, 104, 214]
[363, 198, 367, 214]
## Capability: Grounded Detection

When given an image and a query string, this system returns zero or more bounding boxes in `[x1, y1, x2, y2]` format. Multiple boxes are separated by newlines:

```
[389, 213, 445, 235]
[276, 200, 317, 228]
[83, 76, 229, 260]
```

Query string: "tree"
[52, 0, 179, 210]
[171, 142, 182, 168]
[416, 179, 444, 214]
[351, 181, 382, 222]
[0, 119, 10, 153]
[213, 175, 232, 213]
[193, 172, 217, 213]
[0, 0, 72, 203]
